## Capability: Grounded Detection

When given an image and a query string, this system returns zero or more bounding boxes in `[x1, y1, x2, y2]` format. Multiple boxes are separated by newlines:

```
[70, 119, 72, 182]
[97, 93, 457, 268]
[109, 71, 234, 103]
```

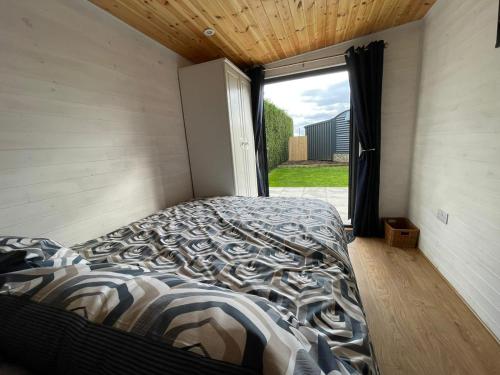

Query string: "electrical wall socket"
[437, 209, 449, 224]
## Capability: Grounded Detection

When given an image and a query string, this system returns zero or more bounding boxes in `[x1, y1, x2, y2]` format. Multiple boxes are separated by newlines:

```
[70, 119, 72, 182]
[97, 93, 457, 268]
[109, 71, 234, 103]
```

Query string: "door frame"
[264, 65, 354, 227]
[264, 65, 348, 85]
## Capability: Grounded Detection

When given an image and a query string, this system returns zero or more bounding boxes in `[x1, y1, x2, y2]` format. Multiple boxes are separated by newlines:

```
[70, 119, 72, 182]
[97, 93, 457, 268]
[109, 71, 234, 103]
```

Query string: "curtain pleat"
[248, 66, 269, 197]
[345, 41, 385, 236]
[348, 102, 358, 222]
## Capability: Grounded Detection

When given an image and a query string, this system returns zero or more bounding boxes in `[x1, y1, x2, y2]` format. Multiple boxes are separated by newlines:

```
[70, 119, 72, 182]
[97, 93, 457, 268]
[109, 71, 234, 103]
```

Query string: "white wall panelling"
[0, 0, 193, 245]
[409, 0, 500, 340]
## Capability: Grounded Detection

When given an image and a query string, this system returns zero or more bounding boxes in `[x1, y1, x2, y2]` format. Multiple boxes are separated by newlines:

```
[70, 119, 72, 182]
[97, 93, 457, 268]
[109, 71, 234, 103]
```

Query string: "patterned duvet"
[0, 197, 377, 375]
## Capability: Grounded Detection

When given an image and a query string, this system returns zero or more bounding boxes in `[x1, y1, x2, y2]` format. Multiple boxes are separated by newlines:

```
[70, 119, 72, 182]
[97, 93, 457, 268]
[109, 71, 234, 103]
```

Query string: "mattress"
[0, 197, 377, 375]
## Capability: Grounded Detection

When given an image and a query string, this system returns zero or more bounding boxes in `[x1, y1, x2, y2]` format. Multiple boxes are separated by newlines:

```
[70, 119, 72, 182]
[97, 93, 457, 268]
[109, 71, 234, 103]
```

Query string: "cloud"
[264, 71, 350, 135]
[301, 81, 350, 107]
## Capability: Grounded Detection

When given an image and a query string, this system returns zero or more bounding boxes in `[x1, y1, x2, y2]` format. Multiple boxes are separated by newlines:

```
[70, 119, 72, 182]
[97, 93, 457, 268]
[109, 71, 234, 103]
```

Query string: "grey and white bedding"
[0, 197, 377, 375]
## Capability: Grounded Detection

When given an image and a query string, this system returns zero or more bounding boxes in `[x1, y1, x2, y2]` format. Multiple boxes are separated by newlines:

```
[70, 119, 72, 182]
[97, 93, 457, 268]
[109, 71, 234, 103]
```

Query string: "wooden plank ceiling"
[90, 0, 436, 67]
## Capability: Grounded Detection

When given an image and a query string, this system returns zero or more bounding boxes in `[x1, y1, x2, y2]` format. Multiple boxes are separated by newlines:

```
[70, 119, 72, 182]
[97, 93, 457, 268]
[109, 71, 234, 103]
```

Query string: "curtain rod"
[264, 42, 388, 72]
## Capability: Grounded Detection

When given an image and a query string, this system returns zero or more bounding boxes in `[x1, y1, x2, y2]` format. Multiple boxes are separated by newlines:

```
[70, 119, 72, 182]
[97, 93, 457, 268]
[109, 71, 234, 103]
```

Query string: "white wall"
[0, 0, 193, 245]
[265, 21, 423, 218]
[409, 0, 500, 339]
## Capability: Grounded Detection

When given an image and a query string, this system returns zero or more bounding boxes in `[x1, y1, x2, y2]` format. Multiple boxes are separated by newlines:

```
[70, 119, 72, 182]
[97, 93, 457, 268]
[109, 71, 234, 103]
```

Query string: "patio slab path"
[269, 187, 350, 224]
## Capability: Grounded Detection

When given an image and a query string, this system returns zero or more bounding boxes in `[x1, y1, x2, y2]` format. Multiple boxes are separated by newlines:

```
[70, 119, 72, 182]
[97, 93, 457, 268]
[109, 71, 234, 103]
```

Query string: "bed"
[0, 196, 378, 375]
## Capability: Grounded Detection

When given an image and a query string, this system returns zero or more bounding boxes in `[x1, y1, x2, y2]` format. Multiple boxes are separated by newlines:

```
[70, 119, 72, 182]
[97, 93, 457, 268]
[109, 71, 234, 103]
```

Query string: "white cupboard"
[178, 58, 258, 198]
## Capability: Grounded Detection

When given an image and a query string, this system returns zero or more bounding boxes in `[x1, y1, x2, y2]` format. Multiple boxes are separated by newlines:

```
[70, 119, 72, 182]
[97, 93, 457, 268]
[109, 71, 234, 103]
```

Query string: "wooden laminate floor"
[348, 238, 500, 375]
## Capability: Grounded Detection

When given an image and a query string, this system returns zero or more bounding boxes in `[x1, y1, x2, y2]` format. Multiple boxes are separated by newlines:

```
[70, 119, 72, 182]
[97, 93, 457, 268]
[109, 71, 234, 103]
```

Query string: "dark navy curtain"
[248, 66, 269, 197]
[348, 99, 358, 222]
[345, 41, 384, 236]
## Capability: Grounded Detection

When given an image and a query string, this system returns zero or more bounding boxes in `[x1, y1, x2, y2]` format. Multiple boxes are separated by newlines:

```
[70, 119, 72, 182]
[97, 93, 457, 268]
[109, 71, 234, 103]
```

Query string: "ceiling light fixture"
[203, 28, 216, 37]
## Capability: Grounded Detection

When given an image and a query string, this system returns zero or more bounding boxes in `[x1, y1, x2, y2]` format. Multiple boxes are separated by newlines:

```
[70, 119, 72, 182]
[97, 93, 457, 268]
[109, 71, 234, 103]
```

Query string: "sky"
[264, 71, 350, 135]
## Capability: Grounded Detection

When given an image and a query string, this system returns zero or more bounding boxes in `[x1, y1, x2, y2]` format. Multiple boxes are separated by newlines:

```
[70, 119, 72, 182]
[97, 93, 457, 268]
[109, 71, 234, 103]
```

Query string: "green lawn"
[268, 166, 348, 187]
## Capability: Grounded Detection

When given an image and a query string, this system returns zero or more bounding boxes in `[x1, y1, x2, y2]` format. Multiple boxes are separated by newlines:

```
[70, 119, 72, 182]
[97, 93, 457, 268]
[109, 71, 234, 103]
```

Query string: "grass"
[268, 166, 348, 187]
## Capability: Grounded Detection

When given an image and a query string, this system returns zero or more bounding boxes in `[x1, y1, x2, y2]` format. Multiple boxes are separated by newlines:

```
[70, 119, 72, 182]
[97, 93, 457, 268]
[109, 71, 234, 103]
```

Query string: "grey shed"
[304, 110, 350, 161]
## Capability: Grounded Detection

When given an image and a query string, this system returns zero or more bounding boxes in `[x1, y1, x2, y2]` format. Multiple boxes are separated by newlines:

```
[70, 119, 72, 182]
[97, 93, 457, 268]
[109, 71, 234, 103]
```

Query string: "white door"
[239, 78, 258, 196]
[226, 68, 248, 196]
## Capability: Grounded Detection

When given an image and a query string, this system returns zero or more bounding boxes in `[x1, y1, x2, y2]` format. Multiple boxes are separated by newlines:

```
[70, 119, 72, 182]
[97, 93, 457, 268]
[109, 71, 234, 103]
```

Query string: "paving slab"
[269, 187, 350, 224]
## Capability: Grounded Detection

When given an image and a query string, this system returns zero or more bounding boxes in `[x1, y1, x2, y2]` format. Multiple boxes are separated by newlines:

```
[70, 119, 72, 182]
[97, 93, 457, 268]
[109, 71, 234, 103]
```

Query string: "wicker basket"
[384, 218, 419, 248]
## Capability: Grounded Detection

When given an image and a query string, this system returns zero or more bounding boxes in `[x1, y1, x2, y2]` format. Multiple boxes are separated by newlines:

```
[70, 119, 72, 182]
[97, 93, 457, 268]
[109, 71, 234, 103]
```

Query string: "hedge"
[264, 100, 293, 170]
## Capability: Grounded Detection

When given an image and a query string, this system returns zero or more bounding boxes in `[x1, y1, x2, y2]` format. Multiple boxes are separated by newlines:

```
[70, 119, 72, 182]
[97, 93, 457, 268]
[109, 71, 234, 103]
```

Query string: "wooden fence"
[288, 136, 307, 161]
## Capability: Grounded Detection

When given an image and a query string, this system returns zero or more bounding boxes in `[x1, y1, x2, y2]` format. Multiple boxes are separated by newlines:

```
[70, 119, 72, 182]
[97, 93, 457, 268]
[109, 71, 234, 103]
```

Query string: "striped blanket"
[0, 197, 377, 375]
